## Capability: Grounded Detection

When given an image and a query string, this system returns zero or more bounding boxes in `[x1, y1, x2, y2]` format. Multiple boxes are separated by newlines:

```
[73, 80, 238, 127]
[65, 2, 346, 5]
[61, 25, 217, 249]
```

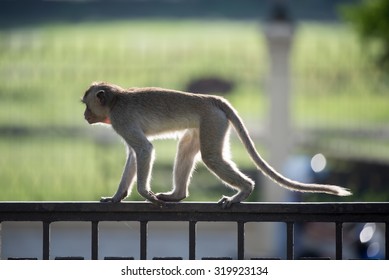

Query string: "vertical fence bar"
[286, 222, 294, 260]
[140, 221, 148, 260]
[0, 222, 2, 259]
[189, 221, 197, 260]
[91, 221, 99, 260]
[237, 222, 245, 260]
[385, 222, 389, 260]
[42, 221, 50, 260]
[335, 222, 343, 260]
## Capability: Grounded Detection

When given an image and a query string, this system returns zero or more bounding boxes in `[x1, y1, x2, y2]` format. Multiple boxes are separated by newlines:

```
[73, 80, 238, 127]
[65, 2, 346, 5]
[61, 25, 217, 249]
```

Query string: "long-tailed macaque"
[82, 82, 351, 208]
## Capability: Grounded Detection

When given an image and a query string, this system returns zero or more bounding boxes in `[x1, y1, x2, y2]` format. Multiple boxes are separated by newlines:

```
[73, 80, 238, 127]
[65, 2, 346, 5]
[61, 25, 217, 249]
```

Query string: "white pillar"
[248, 14, 296, 259]
[263, 21, 294, 202]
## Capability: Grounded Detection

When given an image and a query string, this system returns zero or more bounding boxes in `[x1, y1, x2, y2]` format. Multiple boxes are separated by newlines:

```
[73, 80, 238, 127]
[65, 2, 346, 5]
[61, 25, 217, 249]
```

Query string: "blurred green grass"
[0, 20, 388, 201]
[0, 20, 265, 127]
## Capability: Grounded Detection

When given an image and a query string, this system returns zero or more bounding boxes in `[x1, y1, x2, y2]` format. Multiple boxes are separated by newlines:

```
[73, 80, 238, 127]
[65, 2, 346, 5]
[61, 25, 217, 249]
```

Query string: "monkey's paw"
[147, 197, 166, 208]
[141, 191, 166, 208]
[100, 197, 121, 203]
[218, 196, 234, 209]
[155, 192, 186, 202]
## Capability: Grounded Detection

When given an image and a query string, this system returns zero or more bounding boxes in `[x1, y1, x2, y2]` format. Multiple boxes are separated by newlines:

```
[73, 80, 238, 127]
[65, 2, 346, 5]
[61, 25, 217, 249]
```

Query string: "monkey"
[81, 81, 351, 208]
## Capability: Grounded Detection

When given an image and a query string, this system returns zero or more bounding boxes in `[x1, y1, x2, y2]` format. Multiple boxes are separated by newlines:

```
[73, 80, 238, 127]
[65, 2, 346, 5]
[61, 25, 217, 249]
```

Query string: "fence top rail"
[0, 202, 389, 223]
[0, 201, 389, 212]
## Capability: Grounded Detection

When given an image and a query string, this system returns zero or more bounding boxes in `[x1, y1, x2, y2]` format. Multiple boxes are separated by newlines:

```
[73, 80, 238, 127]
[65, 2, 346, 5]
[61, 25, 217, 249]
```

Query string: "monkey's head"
[81, 82, 120, 125]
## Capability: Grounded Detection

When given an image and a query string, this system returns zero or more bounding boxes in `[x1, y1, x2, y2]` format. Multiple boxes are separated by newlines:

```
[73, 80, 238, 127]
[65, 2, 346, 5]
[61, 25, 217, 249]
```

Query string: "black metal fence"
[0, 202, 388, 260]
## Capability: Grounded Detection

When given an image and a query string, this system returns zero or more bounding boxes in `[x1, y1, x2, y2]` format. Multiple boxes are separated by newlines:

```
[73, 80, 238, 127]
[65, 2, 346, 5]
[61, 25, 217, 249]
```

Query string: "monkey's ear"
[96, 90, 107, 106]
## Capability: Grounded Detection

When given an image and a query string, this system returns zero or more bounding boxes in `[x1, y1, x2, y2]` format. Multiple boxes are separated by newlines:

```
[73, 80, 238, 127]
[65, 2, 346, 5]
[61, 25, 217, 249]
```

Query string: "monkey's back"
[117, 88, 225, 136]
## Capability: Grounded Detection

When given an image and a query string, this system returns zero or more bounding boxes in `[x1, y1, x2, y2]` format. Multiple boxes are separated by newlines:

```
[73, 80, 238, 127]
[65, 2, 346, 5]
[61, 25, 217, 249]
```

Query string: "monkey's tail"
[216, 98, 352, 196]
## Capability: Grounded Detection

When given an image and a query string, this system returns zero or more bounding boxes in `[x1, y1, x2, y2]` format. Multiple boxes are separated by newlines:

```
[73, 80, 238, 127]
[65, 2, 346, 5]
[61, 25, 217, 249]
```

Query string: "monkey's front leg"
[132, 138, 165, 207]
[100, 146, 137, 203]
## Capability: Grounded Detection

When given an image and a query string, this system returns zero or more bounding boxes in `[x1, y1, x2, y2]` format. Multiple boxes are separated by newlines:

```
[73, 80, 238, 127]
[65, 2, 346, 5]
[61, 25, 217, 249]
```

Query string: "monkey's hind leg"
[200, 116, 254, 209]
[156, 129, 200, 202]
[204, 156, 254, 208]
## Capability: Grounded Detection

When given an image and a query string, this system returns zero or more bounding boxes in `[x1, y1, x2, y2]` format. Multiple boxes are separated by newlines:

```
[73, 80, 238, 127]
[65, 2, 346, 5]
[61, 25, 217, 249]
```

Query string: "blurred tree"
[341, 0, 389, 72]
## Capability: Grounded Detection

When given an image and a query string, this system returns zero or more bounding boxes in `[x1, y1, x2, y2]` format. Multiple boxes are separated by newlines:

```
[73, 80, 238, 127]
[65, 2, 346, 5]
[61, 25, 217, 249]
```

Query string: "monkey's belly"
[141, 115, 199, 138]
